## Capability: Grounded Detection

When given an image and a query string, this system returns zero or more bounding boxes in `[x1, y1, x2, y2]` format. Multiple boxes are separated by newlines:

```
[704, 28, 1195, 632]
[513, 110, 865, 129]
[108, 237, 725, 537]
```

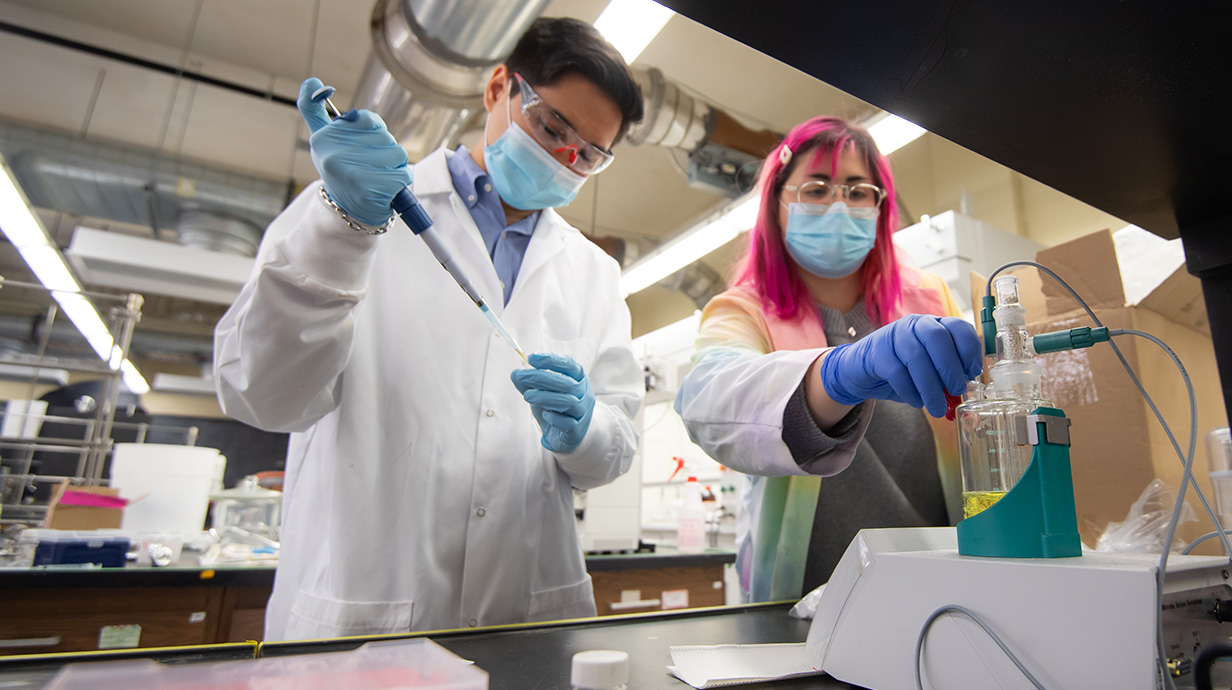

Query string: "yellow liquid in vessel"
[963, 490, 1008, 519]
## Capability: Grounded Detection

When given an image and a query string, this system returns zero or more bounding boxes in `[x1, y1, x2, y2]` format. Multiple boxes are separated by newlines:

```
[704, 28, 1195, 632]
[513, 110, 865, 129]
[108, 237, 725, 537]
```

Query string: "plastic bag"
[1095, 478, 1196, 554]
[789, 583, 826, 620]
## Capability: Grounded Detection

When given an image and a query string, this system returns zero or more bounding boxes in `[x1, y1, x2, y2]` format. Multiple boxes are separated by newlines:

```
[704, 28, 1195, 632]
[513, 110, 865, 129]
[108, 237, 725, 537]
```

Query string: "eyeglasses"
[513, 73, 615, 176]
[783, 180, 886, 208]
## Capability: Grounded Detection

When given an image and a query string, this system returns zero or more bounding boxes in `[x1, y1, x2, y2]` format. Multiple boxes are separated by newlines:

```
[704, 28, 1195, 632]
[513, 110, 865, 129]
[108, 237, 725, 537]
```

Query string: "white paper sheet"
[667, 643, 824, 688]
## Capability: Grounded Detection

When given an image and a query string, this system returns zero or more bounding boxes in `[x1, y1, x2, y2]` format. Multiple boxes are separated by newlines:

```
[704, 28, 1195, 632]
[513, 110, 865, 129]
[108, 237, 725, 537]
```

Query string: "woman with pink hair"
[674, 116, 982, 602]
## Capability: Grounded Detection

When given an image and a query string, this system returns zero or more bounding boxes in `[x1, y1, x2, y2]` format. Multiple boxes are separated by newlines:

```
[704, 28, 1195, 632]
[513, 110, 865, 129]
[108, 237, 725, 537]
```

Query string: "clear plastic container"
[677, 476, 706, 554]
[957, 276, 1053, 519]
[0, 528, 36, 568]
[46, 637, 489, 690]
[210, 475, 282, 540]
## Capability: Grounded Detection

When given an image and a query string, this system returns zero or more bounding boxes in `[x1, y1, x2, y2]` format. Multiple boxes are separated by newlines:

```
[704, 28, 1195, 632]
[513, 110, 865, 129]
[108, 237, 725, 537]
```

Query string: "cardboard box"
[971, 229, 1224, 548]
[47, 485, 125, 530]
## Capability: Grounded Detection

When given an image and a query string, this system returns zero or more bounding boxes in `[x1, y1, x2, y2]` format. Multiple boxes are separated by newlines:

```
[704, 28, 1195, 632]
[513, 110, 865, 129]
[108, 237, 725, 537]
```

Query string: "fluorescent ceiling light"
[119, 360, 151, 395]
[620, 193, 758, 296]
[0, 155, 150, 395]
[0, 164, 54, 250]
[594, 0, 674, 64]
[866, 112, 927, 155]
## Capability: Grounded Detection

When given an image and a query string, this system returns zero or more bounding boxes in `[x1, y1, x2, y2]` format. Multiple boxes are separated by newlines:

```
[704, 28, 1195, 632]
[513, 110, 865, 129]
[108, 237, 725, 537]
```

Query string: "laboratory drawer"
[0, 586, 224, 654]
[590, 564, 725, 616]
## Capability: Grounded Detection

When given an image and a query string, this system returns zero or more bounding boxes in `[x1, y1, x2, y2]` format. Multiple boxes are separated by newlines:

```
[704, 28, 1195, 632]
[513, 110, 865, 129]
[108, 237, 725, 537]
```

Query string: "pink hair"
[732, 116, 902, 325]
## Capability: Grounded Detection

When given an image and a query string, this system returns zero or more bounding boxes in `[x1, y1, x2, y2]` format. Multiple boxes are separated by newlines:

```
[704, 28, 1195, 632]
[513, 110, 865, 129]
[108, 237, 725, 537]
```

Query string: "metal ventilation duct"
[0, 119, 285, 258]
[353, 0, 551, 161]
[654, 260, 725, 310]
[626, 67, 711, 152]
[626, 66, 781, 197]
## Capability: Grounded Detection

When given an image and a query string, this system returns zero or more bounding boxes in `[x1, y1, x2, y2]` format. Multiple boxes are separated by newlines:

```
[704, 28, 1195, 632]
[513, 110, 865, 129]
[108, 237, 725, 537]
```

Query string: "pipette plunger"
[309, 84, 528, 364]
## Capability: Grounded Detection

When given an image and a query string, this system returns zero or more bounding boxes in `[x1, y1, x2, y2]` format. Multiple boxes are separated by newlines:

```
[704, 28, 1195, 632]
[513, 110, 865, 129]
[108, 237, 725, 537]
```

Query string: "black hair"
[505, 17, 644, 145]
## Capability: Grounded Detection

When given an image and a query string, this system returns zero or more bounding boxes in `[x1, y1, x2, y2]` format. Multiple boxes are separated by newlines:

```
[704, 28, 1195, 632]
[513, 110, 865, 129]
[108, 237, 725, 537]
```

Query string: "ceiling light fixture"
[0, 155, 150, 394]
[866, 112, 927, 155]
[594, 0, 675, 64]
[620, 193, 758, 296]
[66, 227, 254, 306]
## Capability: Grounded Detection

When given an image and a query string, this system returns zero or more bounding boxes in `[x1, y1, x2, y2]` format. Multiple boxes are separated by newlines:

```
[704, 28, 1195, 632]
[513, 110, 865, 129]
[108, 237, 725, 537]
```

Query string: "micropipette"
[311, 85, 529, 365]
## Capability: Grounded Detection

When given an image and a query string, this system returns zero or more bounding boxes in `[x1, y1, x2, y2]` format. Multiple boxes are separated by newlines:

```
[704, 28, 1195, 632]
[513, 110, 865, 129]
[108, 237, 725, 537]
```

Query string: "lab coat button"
[476, 507, 486, 517]
[484, 183, 493, 193]
[485, 409, 495, 417]
[469, 618, 479, 627]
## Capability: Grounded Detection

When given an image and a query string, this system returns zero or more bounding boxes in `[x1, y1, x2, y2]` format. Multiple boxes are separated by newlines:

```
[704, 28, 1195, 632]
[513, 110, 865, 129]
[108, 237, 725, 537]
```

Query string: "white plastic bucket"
[109, 444, 226, 533]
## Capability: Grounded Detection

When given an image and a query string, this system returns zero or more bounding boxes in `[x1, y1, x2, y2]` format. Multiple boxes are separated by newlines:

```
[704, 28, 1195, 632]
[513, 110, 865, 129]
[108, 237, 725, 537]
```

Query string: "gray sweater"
[780, 300, 949, 594]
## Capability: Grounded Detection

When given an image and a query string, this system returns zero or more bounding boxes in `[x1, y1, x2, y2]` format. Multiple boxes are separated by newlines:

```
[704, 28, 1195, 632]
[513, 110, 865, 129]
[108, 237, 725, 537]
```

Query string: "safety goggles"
[513, 73, 615, 176]
[783, 180, 886, 208]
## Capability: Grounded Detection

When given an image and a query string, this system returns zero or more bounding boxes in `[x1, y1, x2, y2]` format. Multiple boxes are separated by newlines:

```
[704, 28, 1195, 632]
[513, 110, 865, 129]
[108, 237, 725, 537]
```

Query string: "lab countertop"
[0, 548, 735, 588]
[0, 603, 862, 690]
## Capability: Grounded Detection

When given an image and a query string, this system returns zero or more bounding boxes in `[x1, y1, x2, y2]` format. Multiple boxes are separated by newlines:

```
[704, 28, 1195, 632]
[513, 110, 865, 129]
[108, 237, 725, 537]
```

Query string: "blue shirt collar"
[446, 146, 538, 237]
[446, 145, 490, 210]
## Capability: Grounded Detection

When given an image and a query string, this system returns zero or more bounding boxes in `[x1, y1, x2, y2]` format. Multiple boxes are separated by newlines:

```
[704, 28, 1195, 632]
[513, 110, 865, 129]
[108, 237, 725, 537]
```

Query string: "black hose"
[1195, 640, 1232, 690]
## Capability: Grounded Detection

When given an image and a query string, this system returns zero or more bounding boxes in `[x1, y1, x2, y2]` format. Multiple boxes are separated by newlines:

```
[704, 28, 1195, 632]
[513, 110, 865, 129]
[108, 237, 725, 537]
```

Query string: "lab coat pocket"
[284, 588, 413, 640]
[527, 574, 596, 622]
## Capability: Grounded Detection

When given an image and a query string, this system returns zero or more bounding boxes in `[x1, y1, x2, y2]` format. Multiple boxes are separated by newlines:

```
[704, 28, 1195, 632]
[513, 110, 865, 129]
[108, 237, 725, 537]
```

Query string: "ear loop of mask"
[483, 74, 515, 150]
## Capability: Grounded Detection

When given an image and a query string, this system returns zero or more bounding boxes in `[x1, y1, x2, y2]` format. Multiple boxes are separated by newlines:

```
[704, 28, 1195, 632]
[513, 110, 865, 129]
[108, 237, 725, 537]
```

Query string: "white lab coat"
[214, 147, 642, 640]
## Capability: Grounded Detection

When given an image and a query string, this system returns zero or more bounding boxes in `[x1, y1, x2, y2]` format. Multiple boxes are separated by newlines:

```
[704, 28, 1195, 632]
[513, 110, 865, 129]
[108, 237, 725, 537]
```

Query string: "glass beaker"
[957, 275, 1053, 518]
[956, 383, 1053, 518]
[210, 475, 282, 540]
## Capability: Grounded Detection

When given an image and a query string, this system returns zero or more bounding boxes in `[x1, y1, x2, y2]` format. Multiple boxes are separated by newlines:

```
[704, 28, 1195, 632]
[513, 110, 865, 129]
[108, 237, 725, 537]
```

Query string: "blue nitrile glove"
[511, 353, 596, 454]
[297, 77, 414, 227]
[819, 314, 983, 418]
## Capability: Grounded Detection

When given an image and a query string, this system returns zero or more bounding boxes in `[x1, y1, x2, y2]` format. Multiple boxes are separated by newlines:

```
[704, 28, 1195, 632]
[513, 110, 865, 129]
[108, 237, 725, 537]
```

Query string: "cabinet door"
[0, 587, 222, 654]
[590, 565, 725, 616]
[218, 585, 272, 643]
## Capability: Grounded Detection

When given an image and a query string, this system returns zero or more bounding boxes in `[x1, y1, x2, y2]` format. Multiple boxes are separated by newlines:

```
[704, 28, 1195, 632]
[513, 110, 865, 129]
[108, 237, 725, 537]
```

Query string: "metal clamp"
[1015, 414, 1072, 447]
[318, 186, 395, 235]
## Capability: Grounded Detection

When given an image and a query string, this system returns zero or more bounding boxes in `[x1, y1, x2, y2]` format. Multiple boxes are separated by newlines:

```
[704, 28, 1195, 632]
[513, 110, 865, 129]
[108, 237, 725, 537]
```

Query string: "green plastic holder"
[957, 406, 1083, 558]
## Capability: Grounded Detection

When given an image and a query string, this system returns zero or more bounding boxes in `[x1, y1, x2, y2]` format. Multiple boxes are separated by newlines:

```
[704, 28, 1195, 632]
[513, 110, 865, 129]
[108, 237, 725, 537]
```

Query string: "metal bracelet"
[318, 186, 395, 235]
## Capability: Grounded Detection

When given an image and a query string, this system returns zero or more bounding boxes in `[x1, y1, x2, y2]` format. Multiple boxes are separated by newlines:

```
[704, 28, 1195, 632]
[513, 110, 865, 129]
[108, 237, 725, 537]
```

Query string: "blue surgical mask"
[783, 202, 880, 279]
[483, 96, 586, 210]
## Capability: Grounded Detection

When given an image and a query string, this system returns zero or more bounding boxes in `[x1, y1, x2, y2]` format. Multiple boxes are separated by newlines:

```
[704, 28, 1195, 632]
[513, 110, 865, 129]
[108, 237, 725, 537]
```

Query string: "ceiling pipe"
[0, 312, 214, 363]
[626, 66, 781, 196]
[351, 0, 551, 162]
[0, 120, 284, 257]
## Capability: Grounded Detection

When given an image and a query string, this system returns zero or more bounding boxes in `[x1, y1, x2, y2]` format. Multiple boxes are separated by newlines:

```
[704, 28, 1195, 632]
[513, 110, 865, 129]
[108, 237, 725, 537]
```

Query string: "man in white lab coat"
[214, 17, 645, 640]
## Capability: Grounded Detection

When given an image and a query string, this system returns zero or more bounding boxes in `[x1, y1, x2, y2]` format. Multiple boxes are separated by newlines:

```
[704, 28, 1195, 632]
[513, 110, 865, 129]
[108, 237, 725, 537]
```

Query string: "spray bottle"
[677, 476, 706, 554]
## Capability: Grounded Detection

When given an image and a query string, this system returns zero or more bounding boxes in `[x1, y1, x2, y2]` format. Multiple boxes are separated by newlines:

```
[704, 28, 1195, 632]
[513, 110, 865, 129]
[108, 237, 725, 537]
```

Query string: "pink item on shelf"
[58, 489, 129, 509]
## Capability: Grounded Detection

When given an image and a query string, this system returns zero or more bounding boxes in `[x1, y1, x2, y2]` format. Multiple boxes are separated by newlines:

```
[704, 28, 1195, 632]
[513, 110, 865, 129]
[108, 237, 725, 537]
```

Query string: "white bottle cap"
[571, 650, 629, 689]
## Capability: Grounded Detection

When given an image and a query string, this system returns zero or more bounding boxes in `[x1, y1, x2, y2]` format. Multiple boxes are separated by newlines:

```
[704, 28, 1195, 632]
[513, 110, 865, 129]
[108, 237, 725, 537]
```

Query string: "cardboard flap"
[1035, 229, 1125, 316]
[1138, 269, 1209, 332]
